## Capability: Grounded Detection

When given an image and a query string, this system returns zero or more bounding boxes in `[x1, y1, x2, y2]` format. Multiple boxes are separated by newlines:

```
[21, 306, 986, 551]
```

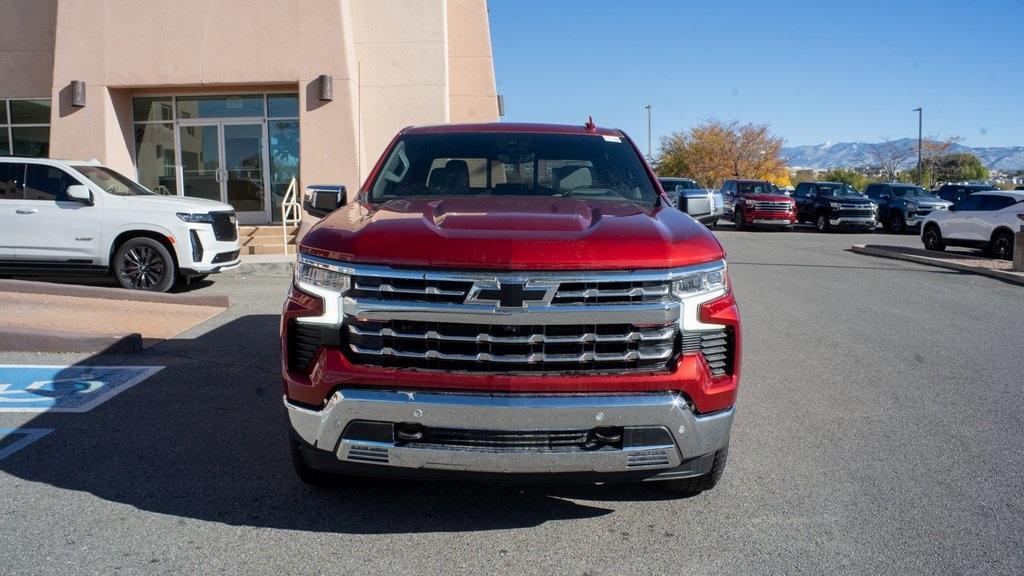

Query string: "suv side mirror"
[67, 184, 93, 205]
[304, 185, 347, 218]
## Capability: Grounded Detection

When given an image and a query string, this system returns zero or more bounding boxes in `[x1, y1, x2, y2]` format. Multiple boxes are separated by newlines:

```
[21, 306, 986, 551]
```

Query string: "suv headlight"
[177, 212, 215, 223]
[295, 256, 351, 292]
[829, 201, 841, 209]
[671, 261, 729, 298]
[906, 202, 919, 211]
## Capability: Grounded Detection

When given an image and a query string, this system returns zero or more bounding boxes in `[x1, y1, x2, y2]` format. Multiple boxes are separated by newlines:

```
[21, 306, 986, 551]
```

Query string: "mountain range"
[781, 138, 1024, 171]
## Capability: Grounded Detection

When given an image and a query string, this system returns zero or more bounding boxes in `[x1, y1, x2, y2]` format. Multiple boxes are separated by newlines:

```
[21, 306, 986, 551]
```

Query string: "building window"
[133, 96, 177, 194]
[1, 99, 51, 157]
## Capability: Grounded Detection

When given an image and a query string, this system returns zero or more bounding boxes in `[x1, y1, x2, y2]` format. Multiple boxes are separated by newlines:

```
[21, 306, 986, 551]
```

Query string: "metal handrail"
[280, 177, 301, 254]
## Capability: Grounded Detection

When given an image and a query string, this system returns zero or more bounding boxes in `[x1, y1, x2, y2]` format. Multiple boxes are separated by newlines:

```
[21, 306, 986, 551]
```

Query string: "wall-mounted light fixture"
[71, 80, 86, 107]
[318, 74, 333, 102]
[497, 94, 505, 117]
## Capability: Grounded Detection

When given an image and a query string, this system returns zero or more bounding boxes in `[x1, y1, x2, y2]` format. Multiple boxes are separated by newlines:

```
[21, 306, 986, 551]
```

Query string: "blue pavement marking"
[0, 365, 163, 413]
[0, 428, 54, 460]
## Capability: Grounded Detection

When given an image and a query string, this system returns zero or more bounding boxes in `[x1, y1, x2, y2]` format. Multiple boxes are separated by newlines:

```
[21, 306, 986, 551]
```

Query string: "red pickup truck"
[281, 122, 741, 495]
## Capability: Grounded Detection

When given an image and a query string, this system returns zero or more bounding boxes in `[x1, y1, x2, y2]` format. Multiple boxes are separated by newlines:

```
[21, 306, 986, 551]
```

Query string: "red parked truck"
[281, 122, 741, 495]
[719, 179, 797, 230]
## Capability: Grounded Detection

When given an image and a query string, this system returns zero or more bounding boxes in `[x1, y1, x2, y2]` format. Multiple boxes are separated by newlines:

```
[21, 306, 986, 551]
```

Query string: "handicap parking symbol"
[0, 365, 163, 413]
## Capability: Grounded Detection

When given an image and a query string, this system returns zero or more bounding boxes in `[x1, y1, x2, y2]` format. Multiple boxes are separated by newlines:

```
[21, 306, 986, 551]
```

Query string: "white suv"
[0, 157, 241, 291]
[921, 190, 1024, 261]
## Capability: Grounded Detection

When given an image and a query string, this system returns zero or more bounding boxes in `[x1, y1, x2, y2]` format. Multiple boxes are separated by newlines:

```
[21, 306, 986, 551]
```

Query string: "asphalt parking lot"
[2, 226, 1022, 576]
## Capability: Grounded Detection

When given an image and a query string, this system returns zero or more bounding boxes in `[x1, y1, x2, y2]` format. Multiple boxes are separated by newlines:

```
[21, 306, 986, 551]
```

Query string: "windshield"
[369, 132, 658, 206]
[659, 179, 699, 191]
[819, 184, 861, 198]
[891, 186, 931, 198]
[74, 166, 156, 196]
[737, 182, 774, 195]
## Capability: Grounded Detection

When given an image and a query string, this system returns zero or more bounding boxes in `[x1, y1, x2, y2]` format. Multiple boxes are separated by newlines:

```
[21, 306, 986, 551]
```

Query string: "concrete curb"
[0, 279, 231, 307]
[851, 244, 1024, 286]
[0, 327, 143, 354]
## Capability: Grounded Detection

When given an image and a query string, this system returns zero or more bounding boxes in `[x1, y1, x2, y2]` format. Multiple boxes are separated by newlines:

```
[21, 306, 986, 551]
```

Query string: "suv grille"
[210, 212, 238, 241]
[351, 275, 473, 304]
[345, 320, 678, 373]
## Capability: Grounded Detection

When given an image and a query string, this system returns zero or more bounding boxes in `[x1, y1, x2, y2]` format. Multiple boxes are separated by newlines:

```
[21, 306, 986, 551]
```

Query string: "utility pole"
[644, 104, 652, 161]
[913, 107, 923, 185]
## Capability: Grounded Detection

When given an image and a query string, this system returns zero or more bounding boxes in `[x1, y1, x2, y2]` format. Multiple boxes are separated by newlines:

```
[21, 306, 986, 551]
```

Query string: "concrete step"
[238, 225, 300, 238]
[243, 244, 296, 256]
[242, 235, 297, 247]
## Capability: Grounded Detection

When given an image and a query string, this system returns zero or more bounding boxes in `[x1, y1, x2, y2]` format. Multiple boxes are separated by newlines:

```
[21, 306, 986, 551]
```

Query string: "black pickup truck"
[792, 181, 878, 232]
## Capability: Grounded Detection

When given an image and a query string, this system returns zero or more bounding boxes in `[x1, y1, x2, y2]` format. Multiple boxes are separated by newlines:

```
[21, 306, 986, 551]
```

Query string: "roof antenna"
[584, 116, 597, 133]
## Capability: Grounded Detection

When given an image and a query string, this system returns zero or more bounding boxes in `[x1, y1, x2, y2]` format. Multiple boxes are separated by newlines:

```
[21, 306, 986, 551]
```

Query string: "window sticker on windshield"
[602, 135, 622, 143]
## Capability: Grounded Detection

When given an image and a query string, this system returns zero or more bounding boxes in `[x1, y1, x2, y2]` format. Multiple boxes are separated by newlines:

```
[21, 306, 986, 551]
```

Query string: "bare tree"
[921, 135, 962, 186]
[868, 138, 915, 181]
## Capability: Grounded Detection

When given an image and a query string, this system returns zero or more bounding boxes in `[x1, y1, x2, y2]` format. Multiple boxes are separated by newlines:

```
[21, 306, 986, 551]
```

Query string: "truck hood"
[300, 196, 725, 270]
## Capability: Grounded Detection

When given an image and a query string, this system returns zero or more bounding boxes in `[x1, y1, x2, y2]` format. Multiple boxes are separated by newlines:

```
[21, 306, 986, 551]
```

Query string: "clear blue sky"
[487, 0, 1024, 149]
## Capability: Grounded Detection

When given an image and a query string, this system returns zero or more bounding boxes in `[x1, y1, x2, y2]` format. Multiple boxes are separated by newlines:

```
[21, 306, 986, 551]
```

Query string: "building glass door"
[177, 120, 268, 223]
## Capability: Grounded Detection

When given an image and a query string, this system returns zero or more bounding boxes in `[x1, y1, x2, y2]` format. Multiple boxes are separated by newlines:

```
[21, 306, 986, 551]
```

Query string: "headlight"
[906, 202, 919, 211]
[671, 262, 728, 298]
[177, 212, 215, 223]
[295, 256, 351, 292]
[829, 201, 841, 209]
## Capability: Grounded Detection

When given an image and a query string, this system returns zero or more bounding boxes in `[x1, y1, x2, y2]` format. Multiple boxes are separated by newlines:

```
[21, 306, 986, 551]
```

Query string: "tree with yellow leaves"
[655, 120, 787, 190]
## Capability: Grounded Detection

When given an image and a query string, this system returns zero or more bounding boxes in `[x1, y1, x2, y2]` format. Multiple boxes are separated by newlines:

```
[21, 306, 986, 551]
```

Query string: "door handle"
[15, 208, 38, 215]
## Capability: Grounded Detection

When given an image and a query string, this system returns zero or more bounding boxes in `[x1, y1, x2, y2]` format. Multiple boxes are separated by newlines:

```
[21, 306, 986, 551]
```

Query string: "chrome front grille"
[552, 281, 670, 305]
[752, 201, 791, 211]
[346, 320, 678, 372]
[347, 267, 672, 306]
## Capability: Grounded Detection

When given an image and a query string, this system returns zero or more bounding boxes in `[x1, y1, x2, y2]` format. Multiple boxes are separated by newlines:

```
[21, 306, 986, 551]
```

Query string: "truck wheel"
[662, 444, 728, 496]
[290, 431, 338, 488]
[734, 212, 747, 230]
[922, 225, 945, 251]
[112, 237, 176, 292]
[890, 211, 906, 234]
[815, 213, 830, 232]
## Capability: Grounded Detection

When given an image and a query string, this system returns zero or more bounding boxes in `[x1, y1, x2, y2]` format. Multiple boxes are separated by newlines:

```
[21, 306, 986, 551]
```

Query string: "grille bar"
[752, 200, 791, 211]
[353, 282, 466, 297]
[349, 344, 674, 364]
[348, 324, 675, 344]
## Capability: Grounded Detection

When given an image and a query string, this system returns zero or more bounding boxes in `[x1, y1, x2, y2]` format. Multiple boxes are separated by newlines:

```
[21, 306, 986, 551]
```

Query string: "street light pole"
[644, 104, 652, 161]
[913, 107, 922, 185]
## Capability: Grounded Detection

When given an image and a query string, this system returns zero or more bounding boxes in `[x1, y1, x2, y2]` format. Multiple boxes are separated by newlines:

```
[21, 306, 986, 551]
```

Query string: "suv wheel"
[815, 213, 830, 232]
[890, 211, 906, 234]
[112, 237, 176, 292]
[922, 225, 946, 251]
[991, 230, 1014, 261]
[662, 444, 729, 496]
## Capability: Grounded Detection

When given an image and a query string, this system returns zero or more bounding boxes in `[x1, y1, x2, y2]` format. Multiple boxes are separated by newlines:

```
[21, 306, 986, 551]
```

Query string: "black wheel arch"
[991, 226, 1015, 243]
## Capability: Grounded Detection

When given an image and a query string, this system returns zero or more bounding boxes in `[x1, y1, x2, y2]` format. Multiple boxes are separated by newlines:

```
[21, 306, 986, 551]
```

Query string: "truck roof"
[402, 122, 624, 138]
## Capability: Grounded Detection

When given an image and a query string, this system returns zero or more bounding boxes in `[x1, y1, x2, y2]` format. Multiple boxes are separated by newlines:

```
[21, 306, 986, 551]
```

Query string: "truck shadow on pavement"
[1, 314, 685, 534]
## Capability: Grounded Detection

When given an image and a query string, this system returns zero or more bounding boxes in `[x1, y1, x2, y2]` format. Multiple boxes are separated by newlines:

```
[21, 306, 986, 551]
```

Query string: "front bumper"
[829, 215, 877, 228]
[286, 389, 734, 481]
[176, 225, 241, 275]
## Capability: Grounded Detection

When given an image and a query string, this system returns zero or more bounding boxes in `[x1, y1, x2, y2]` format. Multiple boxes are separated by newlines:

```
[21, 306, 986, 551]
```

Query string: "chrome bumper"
[829, 216, 876, 226]
[285, 389, 734, 477]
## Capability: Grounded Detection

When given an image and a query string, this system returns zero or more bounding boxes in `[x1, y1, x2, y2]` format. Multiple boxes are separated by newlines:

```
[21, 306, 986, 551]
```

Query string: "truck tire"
[290, 431, 338, 488]
[734, 211, 747, 231]
[112, 237, 176, 292]
[890, 211, 906, 234]
[661, 444, 728, 496]
[815, 212, 830, 232]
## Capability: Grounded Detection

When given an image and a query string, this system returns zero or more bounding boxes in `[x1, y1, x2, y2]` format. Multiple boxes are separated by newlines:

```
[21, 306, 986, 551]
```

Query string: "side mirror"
[304, 185, 347, 218]
[67, 184, 93, 205]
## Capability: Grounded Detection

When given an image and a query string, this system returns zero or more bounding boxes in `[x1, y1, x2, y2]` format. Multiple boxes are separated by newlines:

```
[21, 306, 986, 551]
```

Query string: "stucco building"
[0, 0, 499, 224]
